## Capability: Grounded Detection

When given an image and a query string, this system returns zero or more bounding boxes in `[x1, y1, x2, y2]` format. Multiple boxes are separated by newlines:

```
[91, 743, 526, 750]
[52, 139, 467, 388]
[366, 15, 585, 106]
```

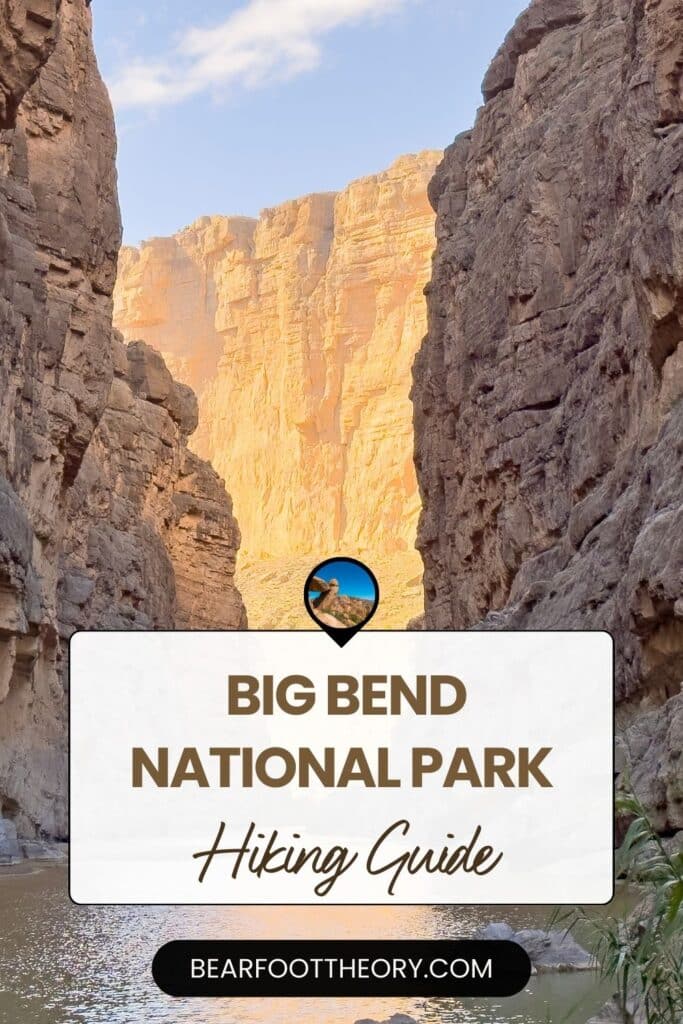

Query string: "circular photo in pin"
[304, 558, 379, 646]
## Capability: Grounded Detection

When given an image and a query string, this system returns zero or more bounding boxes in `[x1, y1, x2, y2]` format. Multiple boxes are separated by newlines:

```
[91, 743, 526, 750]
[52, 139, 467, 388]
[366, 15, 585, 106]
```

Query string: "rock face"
[114, 217, 257, 398]
[114, 153, 440, 625]
[0, 1, 60, 128]
[0, 0, 245, 840]
[0, 817, 21, 864]
[413, 0, 683, 831]
[59, 337, 247, 635]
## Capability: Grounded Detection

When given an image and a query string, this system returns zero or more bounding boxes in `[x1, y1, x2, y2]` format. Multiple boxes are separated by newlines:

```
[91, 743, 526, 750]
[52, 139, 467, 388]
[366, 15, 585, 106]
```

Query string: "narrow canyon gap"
[0, 0, 680, 856]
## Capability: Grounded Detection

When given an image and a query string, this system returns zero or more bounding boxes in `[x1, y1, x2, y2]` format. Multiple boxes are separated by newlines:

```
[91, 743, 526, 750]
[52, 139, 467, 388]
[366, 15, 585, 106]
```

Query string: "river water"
[0, 866, 626, 1024]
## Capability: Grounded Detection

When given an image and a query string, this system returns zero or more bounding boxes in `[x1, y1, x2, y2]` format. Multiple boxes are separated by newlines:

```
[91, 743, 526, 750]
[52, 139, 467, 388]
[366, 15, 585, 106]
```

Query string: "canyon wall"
[0, 0, 245, 840]
[114, 153, 440, 626]
[413, 0, 683, 833]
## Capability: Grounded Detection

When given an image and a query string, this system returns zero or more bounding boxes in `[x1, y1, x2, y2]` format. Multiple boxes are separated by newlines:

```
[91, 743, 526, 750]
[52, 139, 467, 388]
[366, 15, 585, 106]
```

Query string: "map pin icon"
[304, 558, 379, 647]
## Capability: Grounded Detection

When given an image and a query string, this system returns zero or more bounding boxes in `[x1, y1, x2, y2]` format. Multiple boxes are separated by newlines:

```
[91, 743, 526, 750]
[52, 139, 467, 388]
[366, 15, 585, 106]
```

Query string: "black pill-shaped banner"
[152, 939, 532, 998]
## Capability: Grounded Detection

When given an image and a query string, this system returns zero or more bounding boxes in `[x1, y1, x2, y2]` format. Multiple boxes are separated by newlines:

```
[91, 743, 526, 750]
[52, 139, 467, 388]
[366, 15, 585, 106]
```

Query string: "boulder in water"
[476, 923, 592, 971]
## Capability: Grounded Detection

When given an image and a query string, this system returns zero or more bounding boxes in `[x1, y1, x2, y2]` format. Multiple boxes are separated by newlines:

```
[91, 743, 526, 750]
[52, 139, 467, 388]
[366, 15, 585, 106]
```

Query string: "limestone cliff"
[413, 0, 683, 832]
[0, 0, 245, 840]
[114, 153, 440, 626]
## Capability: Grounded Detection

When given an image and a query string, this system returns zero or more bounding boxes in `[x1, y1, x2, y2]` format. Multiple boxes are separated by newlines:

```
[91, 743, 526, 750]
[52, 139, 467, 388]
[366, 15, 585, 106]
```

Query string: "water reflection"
[0, 867, 617, 1024]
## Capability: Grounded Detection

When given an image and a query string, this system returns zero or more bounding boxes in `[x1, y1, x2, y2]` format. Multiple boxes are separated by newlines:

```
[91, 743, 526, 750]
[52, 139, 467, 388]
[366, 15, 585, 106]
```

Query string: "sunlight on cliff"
[113, 151, 440, 628]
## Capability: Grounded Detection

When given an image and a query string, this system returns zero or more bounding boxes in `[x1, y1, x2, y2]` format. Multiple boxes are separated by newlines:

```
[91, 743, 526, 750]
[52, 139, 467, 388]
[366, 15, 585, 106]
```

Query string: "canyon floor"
[237, 551, 424, 630]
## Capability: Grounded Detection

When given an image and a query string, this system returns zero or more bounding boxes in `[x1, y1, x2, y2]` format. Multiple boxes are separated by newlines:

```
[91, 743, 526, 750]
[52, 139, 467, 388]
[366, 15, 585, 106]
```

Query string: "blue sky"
[310, 561, 378, 602]
[92, 1, 527, 245]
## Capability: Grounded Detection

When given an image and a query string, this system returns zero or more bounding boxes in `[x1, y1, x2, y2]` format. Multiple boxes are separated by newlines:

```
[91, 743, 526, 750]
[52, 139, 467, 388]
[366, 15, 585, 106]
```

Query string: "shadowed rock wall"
[413, 0, 682, 833]
[0, 0, 245, 840]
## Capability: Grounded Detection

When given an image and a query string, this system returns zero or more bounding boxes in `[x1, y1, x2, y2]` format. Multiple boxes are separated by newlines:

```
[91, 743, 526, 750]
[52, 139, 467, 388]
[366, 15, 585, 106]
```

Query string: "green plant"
[557, 792, 683, 1024]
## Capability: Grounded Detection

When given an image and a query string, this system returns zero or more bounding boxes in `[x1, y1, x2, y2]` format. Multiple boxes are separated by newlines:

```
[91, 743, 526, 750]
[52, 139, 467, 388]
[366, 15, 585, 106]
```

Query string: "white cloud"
[109, 0, 411, 110]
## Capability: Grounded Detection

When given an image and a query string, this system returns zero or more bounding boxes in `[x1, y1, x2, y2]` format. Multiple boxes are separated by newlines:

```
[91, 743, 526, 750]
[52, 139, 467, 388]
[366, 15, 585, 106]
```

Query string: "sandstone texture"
[0, 0, 245, 840]
[413, 0, 683, 832]
[114, 153, 440, 626]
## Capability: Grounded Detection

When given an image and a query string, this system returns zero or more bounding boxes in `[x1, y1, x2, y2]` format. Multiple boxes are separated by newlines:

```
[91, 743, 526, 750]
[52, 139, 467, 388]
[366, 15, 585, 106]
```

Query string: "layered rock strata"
[413, 0, 683, 832]
[114, 153, 440, 624]
[0, 0, 245, 840]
